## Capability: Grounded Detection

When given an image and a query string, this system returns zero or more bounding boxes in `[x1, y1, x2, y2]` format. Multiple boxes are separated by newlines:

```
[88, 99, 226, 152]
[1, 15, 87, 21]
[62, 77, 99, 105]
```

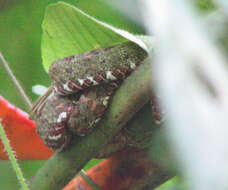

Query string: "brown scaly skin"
[49, 41, 147, 95]
[35, 84, 118, 150]
[68, 82, 119, 135]
[35, 93, 74, 150]
[32, 42, 148, 150]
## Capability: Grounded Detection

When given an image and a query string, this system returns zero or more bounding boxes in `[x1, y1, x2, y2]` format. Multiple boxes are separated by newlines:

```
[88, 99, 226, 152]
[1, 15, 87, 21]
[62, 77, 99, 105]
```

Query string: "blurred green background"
[0, 0, 213, 189]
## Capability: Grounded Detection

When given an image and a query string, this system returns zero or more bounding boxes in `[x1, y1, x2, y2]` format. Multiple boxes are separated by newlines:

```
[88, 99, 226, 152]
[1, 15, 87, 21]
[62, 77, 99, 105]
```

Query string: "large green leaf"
[42, 2, 129, 71]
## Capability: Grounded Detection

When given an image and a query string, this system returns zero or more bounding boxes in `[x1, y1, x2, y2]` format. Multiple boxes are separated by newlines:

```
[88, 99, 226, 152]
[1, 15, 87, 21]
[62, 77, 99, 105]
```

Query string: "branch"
[64, 147, 173, 190]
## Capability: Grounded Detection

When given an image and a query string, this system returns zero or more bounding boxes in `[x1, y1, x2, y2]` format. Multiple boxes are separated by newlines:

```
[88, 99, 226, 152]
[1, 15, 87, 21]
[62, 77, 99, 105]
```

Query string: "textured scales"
[33, 41, 148, 150]
[34, 84, 117, 150]
[49, 41, 147, 95]
[68, 82, 118, 135]
[35, 92, 75, 150]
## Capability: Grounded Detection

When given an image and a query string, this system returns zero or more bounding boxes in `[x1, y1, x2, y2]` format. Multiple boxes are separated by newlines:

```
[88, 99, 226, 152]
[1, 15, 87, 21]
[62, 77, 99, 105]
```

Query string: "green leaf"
[42, 1, 129, 72]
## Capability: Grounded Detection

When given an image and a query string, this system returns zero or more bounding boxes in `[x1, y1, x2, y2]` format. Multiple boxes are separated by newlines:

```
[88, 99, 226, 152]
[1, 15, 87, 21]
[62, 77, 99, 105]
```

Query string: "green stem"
[0, 124, 29, 190]
[29, 58, 153, 190]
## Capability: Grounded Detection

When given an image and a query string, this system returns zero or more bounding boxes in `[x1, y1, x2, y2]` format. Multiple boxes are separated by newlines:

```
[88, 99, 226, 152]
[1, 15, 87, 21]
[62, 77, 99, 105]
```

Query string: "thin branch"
[0, 52, 32, 110]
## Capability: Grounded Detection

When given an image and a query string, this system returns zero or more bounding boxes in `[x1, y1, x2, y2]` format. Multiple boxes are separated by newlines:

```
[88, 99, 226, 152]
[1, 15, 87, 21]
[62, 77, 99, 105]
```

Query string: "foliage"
[42, 2, 128, 71]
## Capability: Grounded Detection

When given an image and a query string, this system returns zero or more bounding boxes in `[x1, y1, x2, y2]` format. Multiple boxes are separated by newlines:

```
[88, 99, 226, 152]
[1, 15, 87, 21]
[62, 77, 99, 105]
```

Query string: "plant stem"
[0, 123, 29, 190]
[0, 52, 32, 111]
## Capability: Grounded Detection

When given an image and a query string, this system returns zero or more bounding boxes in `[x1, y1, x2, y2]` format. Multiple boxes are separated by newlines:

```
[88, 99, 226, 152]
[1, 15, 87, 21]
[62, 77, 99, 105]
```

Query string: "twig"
[0, 52, 32, 110]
